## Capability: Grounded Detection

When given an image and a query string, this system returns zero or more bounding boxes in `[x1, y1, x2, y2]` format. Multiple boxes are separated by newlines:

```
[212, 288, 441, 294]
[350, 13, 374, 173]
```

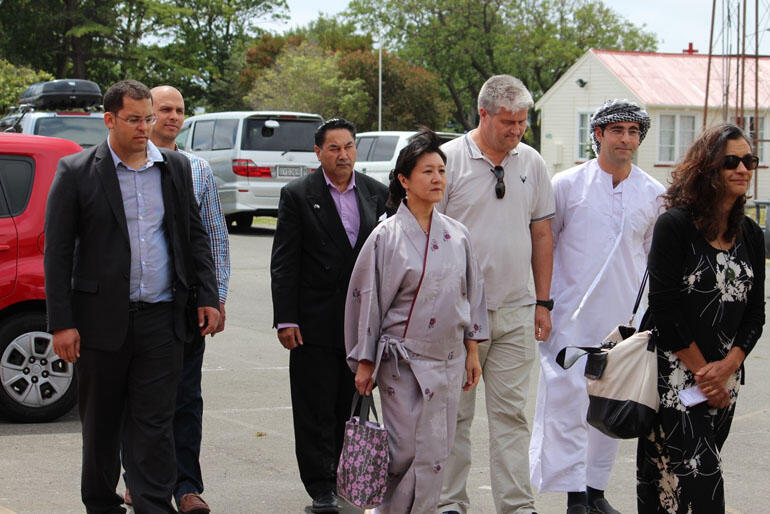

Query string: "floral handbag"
[336, 392, 389, 509]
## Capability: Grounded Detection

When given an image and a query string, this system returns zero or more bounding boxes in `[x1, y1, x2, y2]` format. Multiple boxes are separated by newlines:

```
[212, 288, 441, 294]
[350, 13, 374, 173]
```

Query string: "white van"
[176, 111, 324, 228]
[355, 130, 461, 185]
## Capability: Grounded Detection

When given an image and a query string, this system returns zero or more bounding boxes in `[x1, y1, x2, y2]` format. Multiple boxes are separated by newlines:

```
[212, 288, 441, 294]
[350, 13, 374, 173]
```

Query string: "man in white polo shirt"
[438, 74, 554, 514]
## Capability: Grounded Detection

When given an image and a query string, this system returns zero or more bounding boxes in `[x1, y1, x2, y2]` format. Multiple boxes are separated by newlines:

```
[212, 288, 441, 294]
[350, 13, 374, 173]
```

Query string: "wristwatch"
[535, 298, 554, 311]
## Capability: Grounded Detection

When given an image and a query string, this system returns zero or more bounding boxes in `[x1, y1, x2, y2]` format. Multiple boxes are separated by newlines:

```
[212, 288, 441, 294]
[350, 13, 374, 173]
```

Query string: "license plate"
[276, 166, 304, 177]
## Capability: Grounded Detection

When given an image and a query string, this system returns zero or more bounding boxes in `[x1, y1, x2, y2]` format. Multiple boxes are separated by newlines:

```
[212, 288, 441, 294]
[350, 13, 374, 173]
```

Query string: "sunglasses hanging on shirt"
[491, 165, 505, 199]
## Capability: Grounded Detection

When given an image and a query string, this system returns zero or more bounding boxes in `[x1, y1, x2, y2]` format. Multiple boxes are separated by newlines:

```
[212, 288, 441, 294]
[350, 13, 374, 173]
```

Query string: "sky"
[262, 0, 770, 55]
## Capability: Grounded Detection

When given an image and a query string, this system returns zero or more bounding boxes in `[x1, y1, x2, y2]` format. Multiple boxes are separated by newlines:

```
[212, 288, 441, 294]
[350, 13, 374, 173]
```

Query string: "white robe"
[345, 202, 488, 513]
[529, 160, 664, 492]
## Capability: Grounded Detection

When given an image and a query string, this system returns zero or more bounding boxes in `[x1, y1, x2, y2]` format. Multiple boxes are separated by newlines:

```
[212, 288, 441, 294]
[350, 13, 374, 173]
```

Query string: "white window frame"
[576, 111, 594, 162]
[733, 115, 765, 164]
[657, 113, 698, 164]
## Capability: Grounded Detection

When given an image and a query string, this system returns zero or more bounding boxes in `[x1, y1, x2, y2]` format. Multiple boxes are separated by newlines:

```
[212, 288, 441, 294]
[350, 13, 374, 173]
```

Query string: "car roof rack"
[20, 79, 102, 110]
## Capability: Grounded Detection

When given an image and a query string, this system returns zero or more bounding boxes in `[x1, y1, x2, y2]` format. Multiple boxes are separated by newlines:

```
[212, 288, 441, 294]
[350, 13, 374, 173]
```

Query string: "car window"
[192, 120, 215, 151]
[370, 136, 399, 161]
[242, 118, 321, 152]
[33, 117, 106, 147]
[212, 119, 238, 150]
[356, 137, 375, 161]
[0, 116, 20, 132]
[176, 125, 190, 151]
[0, 155, 34, 217]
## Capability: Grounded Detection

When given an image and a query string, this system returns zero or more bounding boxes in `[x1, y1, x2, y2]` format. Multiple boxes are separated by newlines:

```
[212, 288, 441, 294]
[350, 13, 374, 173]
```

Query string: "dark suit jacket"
[44, 141, 219, 349]
[271, 168, 388, 348]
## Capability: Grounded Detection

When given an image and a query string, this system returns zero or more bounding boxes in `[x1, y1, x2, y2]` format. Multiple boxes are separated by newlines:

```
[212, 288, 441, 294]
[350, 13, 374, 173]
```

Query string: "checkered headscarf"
[590, 99, 650, 154]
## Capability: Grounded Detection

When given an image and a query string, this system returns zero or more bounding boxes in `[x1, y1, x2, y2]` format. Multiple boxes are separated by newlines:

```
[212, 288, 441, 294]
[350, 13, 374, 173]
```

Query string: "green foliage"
[245, 42, 370, 127]
[348, 0, 658, 136]
[337, 50, 451, 132]
[287, 15, 372, 53]
[0, 0, 287, 111]
[0, 61, 54, 113]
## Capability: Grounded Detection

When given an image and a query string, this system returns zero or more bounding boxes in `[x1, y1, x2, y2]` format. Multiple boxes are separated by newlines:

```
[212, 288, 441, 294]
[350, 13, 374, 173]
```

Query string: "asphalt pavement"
[1, 226, 768, 513]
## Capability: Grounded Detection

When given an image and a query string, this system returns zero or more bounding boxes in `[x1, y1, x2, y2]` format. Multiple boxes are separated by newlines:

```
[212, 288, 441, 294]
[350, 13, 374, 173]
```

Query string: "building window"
[658, 114, 697, 163]
[734, 116, 765, 163]
[577, 112, 594, 160]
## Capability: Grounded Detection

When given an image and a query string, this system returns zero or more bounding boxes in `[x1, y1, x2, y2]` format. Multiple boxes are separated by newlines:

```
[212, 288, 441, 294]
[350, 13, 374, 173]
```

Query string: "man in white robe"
[529, 100, 665, 514]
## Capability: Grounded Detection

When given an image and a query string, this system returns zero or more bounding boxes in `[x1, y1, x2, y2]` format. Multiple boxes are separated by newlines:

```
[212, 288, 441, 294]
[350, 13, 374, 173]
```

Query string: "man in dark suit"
[44, 79, 220, 514]
[271, 118, 388, 512]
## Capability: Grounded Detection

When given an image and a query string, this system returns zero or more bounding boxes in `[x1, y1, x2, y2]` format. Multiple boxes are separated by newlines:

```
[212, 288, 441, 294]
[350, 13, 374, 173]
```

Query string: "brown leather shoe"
[124, 488, 132, 506]
[178, 493, 211, 514]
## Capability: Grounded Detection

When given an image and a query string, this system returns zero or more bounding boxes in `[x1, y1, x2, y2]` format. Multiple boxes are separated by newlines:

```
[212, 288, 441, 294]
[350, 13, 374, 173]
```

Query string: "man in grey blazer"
[271, 118, 388, 512]
[44, 79, 219, 514]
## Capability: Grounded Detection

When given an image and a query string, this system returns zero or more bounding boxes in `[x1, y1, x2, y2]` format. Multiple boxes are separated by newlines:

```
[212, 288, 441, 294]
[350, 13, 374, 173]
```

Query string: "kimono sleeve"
[344, 227, 385, 372]
[462, 230, 489, 341]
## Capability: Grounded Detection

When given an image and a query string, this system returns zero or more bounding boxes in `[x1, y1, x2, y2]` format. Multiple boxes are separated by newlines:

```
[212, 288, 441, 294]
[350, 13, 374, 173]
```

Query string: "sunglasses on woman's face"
[723, 153, 759, 170]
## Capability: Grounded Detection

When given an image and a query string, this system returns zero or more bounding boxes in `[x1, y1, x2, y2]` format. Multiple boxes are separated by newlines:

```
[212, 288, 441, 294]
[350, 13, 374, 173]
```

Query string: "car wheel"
[233, 213, 253, 230]
[0, 311, 77, 422]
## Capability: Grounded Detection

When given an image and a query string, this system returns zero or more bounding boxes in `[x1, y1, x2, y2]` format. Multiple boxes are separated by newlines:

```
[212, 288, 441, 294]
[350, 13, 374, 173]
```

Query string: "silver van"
[355, 131, 461, 185]
[176, 111, 324, 228]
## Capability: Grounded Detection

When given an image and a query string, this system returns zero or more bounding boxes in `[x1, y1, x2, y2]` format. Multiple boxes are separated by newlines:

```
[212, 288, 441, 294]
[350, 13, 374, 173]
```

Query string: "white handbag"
[556, 270, 659, 439]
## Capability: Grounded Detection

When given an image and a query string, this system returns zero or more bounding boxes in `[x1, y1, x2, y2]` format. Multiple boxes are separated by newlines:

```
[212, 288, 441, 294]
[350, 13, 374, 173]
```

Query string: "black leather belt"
[128, 301, 171, 312]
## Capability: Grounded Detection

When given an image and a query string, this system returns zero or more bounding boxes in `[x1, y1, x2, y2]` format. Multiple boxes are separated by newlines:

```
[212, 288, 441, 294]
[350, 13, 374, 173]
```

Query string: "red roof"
[592, 49, 770, 108]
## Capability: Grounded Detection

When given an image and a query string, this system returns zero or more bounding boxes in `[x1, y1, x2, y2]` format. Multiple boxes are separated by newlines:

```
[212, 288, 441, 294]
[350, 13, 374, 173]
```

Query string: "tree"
[0, 61, 54, 113]
[348, 0, 658, 138]
[245, 42, 370, 127]
[286, 15, 372, 54]
[337, 50, 450, 132]
[0, 0, 287, 111]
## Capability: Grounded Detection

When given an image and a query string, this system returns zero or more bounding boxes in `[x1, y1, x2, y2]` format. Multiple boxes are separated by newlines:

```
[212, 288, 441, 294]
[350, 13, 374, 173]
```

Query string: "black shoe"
[311, 491, 340, 513]
[567, 505, 588, 514]
[588, 497, 620, 514]
[442, 511, 461, 514]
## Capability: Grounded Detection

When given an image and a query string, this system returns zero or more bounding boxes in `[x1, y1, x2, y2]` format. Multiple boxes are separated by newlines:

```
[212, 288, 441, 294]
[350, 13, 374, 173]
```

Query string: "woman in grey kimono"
[344, 129, 488, 513]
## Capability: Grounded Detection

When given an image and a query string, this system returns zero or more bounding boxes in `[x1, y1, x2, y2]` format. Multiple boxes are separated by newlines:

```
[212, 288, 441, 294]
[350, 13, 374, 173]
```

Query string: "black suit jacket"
[44, 141, 219, 349]
[271, 168, 388, 348]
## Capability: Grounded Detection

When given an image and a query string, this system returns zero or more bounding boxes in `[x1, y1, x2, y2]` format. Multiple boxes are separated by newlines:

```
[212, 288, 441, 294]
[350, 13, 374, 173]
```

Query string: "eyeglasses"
[723, 153, 759, 170]
[113, 114, 158, 127]
[491, 165, 505, 199]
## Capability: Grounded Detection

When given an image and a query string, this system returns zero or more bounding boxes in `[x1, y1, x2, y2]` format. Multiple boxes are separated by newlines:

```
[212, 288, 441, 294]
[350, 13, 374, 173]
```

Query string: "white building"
[536, 49, 770, 197]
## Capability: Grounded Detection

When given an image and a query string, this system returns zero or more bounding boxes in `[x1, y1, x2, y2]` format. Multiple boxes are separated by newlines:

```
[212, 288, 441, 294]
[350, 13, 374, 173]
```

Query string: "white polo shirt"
[438, 132, 555, 310]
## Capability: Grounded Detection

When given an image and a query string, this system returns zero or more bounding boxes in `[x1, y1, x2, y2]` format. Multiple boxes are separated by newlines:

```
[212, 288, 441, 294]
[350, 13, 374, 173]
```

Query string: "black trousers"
[289, 344, 356, 500]
[77, 302, 183, 514]
[173, 333, 206, 503]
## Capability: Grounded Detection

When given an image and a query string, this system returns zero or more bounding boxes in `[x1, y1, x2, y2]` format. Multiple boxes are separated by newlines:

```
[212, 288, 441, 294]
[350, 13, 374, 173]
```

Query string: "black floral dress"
[637, 208, 765, 513]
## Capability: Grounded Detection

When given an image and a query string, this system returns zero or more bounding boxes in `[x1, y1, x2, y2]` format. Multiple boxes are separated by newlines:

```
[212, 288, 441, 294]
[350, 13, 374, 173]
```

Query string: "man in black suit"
[271, 118, 388, 512]
[44, 79, 220, 514]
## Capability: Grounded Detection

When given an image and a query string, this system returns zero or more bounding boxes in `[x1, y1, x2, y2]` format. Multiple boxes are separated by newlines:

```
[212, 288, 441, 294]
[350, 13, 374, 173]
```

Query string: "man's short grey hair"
[477, 75, 534, 115]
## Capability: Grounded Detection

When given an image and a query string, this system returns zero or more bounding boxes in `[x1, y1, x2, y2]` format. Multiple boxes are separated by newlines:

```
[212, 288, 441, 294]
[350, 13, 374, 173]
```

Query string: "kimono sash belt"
[373, 334, 464, 380]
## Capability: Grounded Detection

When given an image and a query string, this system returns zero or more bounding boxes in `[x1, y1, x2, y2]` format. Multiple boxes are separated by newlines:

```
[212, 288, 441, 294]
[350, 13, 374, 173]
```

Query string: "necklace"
[715, 237, 737, 282]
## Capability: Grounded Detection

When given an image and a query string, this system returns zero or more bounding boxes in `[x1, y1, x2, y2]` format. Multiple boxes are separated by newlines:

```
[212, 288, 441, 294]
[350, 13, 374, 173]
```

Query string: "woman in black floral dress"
[637, 123, 765, 513]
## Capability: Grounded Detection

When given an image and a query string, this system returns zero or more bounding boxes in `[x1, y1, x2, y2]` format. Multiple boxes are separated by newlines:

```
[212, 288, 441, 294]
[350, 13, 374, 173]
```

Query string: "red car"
[0, 133, 82, 422]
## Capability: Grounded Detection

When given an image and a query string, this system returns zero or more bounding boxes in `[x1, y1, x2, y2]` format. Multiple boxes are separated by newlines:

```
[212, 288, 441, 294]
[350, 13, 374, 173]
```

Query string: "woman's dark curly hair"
[386, 128, 447, 210]
[664, 123, 752, 241]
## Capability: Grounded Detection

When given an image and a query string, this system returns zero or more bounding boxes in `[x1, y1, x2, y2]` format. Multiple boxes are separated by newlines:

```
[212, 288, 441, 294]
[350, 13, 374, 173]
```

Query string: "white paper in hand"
[678, 385, 708, 407]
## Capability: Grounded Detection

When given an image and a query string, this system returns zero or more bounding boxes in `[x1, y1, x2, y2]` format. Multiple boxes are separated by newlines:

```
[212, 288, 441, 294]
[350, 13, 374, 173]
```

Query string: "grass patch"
[253, 216, 277, 228]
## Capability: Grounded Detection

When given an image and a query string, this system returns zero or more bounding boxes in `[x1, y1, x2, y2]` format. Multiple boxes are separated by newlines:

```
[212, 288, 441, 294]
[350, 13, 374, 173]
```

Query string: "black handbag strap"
[628, 269, 649, 325]
[555, 345, 605, 369]
[349, 392, 379, 423]
[557, 270, 649, 370]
